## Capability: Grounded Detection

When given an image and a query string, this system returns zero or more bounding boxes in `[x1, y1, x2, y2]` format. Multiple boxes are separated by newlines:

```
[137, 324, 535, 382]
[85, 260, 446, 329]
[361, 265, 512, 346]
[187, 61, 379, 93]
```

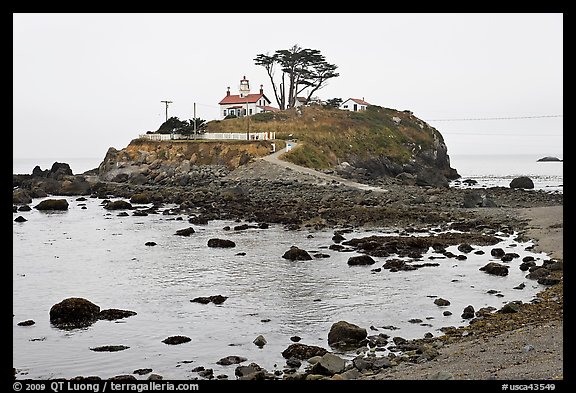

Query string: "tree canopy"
[254, 45, 339, 110]
[156, 117, 207, 134]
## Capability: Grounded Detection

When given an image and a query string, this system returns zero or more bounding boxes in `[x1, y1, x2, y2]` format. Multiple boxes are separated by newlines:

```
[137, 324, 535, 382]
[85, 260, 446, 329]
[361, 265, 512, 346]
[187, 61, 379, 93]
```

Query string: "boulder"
[13, 189, 32, 204]
[207, 238, 236, 248]
[510, 176, 534, 189]
[282, 246, 312, 261]
[479, 262, 509, 276]
[281, 343, 328, 360]
[347, 255, 376, 266]
[310, 353, 346, 376]
[327, 321, 367, 348]
[35, 199, 69, 211]
[50, 297, 101, 328]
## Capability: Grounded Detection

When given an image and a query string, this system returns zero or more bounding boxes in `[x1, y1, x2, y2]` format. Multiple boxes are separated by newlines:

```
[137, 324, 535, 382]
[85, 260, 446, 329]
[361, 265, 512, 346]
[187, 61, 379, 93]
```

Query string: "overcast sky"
[13, 13, 563, 163]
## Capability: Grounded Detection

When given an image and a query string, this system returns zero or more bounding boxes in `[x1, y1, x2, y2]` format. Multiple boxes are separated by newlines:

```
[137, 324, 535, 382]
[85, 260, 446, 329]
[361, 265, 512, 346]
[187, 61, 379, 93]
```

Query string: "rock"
[491, 248, 505, 258]
[216, 355, 247, 365]
[480, 262, 509, 276]
[98, 309, 137, 320]
[109, 375, 137, 380]
[463, 192, 483, 208]
[327, 321, 367, 348]
[282, 246, 312, 261]
[17, 320, 35, 326]
[14, 216, 27, 222]
[90, 345, 129, 352]
[133, 368, 153, 375]
[104, 200, 133, 210]
[35, 199, 69, 211]
[253, 335, 267, 347]
[281, 343, 328, 360]
[537, 277, 561, 286]
[130, 192, 152, 204]
[510, 176, 534, 189]
[50, 297, 101, 328]
[434, 298, 451, 306]
[286, 357, 301, 368]
[499, 302, 520, 313]
[290, 336, 302, 342]
[457, 244, 474, 253]
[347, 255, 376, 266]
[147, 374, 163, 380]
[461, 305, 475, 319]
[191, 295, 228, 305]
[145, 241, 157, 246]
[207, 238, 236, 248]
[175, 227, 195, 236]
[13, 189, 32, 204]
[311, 353, 346, 376]
[537, 156, 562, 162]
[162, 336, 191, 345]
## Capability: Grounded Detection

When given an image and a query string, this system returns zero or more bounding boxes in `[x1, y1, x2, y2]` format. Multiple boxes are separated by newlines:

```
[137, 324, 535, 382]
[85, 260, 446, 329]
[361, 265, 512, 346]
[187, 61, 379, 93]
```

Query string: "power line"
[442, 131, 563, 136]
[426, 115, 563, 122]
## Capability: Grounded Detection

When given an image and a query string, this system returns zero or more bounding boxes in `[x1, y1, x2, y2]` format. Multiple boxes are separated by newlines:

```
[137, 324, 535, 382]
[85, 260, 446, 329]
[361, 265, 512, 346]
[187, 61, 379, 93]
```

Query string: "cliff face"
[98, 139, 276, 186]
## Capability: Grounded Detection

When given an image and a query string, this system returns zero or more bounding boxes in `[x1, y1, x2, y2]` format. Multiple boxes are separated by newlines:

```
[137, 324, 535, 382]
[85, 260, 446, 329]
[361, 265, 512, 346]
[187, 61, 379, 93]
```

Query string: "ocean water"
[12, 157, 102, 176]
[13, 196, 553, 380]
[449, 153, 563, 193]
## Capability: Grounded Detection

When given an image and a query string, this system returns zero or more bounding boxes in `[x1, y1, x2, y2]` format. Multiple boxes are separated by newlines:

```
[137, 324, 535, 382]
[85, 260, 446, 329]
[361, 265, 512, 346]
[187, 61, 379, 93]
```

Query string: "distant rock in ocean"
[537, 156, 562, 162]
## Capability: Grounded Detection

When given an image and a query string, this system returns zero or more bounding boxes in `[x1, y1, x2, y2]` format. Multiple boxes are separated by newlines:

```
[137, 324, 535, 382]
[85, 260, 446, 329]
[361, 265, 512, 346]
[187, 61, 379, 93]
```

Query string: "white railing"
[139, 132, 276, 141]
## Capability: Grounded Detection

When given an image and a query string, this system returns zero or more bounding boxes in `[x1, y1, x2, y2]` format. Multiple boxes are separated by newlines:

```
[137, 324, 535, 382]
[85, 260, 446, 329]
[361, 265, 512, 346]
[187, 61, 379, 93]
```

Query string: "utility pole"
[246, 99, 250, 141]
[193, 102, 196, 134]
[161, 100, 172, 123]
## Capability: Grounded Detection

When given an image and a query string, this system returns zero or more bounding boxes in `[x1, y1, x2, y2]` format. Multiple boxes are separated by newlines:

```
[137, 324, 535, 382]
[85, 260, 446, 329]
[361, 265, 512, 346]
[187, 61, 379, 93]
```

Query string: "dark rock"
[133, 368, 153, 375]
[537, 277, 561, 286]
[332, 234, 346, 243]
[347, 255, 376, 266]
[98, 309, 137, 321]
[18, 205, 32, 211]
[510, 176, 534, 189]
[13, 189, 32, 204]
[216, 355, 247, 365]
[117, 212, 129, 217]
[520, 261, 537, 271]
[457, 244, 474, 253]
[526, 267, 550, 280]
[50, 297, 100, 328]
[443, 311, 452, 316]
[17, 320, 35, 326]
[463, 192, 483, 208]
[35, 199, 69, 211]
[480, 262, 509, 276]
[281, 343, 328, 360]
[147, 374, 163, 380]
[434, 298, 451, 306]
[175, 227, 195, 236]
[286, 357, 301, 368]
[145, 241, 157, 246]
[191, 295, 228, 305]
[14, 216, 27, 222]
[207, 238, 236, 248]
[162, 336, 191, 345]
[109, 375, 137, 380]
[491, 248, 505, 258]
[290, 336, 302, 342]
[104, 200, 133, 210]
[501, 252, 520, 262]
[499, 302, 521, 314]
[253, 335, 267, 347]
[461, 305, 475, 319]
[328, 320, 367, 348]
[282, 246, 312, 261]
[90, 345, 129, 352]
[537, 156, 562, 162]
[130, 193, 152, 204]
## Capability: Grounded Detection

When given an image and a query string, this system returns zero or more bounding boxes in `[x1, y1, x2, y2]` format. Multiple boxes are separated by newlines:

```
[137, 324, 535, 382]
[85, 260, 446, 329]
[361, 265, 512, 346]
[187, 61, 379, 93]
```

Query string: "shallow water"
[13, 196, 551, 380]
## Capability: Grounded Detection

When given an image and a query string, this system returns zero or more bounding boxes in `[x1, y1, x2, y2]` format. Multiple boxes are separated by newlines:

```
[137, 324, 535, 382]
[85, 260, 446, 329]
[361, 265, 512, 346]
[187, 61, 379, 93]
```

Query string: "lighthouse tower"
[239, 76, 250, 98]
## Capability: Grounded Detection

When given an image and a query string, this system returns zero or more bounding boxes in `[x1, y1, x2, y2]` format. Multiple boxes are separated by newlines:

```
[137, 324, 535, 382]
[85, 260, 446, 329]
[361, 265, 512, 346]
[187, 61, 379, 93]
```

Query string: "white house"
[219, 76, 279, 118]
[339, 98, 370, 112]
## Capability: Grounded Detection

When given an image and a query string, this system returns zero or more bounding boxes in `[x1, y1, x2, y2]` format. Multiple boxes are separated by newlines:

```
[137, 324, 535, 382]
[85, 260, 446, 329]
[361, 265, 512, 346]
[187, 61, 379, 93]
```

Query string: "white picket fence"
[139, 132, 275, 141]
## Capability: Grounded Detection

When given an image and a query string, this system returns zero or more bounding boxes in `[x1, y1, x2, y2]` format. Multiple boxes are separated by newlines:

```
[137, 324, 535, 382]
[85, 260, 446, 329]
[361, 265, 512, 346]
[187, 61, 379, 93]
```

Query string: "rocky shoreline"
[13, 159, 563, 381]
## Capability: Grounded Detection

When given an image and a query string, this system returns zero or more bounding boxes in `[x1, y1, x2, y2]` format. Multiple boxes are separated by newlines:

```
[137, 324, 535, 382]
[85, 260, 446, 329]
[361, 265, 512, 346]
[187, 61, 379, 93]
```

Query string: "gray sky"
[13, 13, 563, 161]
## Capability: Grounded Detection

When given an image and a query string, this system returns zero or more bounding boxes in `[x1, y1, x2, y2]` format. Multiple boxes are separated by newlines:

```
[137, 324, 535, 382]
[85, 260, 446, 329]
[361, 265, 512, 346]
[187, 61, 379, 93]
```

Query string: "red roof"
[257, 105, 280, 112]
[219, 93, 269, 105]
[349, 98, 370, 106]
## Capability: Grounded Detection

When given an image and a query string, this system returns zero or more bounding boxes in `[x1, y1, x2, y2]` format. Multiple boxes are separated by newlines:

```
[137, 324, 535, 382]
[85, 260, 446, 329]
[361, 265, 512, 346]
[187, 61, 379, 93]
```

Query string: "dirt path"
[261, 142, 388, 193]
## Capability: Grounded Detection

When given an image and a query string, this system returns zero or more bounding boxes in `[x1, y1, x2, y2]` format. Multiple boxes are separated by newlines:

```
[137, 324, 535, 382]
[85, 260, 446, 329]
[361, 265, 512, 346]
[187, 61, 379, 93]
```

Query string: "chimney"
[227, 87, 230, 96]
[260, 84, 263, 95]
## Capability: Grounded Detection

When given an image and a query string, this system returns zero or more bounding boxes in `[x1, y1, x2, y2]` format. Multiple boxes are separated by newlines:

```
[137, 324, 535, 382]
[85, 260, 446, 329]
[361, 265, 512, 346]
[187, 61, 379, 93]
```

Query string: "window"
[343, 105, 348, 109]
[230, 109, 235, 115]
[249, 109, 253, 115]
[353, 104, 358, 111]
[223, 110, 227, 116]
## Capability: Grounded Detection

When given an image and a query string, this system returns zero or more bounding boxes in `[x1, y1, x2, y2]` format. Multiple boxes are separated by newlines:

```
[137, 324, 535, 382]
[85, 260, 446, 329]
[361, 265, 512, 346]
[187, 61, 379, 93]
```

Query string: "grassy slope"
[206, 105, 444, 170]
